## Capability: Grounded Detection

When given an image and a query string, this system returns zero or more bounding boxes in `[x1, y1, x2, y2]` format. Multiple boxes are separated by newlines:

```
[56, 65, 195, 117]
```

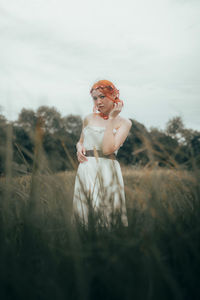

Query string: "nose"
[96, 97, 102, 105]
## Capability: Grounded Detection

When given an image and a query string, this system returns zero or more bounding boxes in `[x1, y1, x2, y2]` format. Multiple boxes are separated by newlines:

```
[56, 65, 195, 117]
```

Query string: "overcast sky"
[0, 0, 199, 131]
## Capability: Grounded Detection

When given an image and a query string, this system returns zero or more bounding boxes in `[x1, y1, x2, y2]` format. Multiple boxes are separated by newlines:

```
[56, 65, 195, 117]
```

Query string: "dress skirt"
[72, 156, 128, 227]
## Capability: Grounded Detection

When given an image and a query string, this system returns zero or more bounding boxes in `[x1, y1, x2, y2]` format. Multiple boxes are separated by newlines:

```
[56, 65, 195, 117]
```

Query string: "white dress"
[72, 125, 128, 227]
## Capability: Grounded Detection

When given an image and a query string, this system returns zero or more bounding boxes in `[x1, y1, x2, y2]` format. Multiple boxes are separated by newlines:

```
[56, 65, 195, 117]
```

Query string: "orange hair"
[90, 79, 123, 104]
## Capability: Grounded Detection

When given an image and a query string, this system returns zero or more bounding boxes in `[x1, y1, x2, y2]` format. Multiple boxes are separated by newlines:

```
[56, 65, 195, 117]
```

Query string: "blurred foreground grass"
[0, 167, 200, 300]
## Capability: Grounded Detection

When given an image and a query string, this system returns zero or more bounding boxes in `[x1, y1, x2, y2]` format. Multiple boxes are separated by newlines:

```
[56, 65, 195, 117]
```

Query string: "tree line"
[0, 106, 200, 175]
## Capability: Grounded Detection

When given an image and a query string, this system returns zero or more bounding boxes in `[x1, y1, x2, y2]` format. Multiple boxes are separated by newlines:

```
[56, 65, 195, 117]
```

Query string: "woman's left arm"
[102, 118, 132, 155]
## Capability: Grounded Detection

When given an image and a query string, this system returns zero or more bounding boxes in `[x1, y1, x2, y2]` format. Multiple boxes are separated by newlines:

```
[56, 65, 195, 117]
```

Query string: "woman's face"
[91, 89, 114, 115]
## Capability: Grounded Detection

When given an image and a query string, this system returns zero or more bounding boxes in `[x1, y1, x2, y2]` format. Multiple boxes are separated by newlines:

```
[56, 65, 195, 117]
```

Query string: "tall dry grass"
[0, 122, 200, 300]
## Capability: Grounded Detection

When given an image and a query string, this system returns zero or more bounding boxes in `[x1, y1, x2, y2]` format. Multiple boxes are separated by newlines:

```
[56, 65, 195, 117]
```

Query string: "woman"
[72, 79, 132, 227]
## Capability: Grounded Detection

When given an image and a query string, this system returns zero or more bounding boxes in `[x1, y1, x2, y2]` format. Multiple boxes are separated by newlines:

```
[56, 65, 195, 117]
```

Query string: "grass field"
[0, 166, 200, 300]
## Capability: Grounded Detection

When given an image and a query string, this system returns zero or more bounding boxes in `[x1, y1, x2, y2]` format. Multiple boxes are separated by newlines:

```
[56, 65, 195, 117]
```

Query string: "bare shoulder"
[83, 114, 93, 127]
[119, 117, 132, 129]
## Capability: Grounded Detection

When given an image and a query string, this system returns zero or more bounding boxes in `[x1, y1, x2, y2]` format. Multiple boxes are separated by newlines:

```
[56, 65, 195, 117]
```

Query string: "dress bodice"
[83, 125, 118, 154]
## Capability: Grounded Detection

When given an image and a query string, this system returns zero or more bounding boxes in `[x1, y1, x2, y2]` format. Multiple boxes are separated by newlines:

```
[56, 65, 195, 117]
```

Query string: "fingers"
[77, 154, 87, 163]
[77, 148, 88, 163]
[82, 146, 86, 155]
[109, 102, 123, 119]
[113, 102, 123, 111]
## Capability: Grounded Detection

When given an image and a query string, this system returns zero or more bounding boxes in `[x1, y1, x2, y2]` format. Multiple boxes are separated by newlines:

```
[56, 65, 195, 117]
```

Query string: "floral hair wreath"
[90, 85, 120, 103]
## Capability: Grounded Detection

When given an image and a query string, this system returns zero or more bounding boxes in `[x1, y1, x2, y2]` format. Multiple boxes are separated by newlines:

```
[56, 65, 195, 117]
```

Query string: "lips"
[97, 106, 104, 112]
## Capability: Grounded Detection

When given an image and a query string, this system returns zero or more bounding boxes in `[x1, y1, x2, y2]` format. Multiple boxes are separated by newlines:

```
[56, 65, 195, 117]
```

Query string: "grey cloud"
[0, 0, 199, 131]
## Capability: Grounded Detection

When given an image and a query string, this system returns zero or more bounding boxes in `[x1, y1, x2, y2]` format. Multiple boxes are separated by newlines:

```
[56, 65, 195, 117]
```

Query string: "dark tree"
[36, 106, 63, 133]
[0, 114, 7, 174]
[17, 108, 37, 131]
[117, 119, 150, 166]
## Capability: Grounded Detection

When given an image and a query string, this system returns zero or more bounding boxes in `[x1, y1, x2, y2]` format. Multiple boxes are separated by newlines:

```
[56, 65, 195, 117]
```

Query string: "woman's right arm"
[76, 116, 89, 163]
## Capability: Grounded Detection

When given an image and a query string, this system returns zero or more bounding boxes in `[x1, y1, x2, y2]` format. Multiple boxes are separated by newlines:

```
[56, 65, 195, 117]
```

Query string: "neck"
[99, 112, 109, 120]
[94, 112, 109, 120]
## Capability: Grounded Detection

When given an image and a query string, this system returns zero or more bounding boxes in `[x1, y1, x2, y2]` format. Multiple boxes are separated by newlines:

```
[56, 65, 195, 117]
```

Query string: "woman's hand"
[109, 101, 123, 119]
[76, 142, 88, 163]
